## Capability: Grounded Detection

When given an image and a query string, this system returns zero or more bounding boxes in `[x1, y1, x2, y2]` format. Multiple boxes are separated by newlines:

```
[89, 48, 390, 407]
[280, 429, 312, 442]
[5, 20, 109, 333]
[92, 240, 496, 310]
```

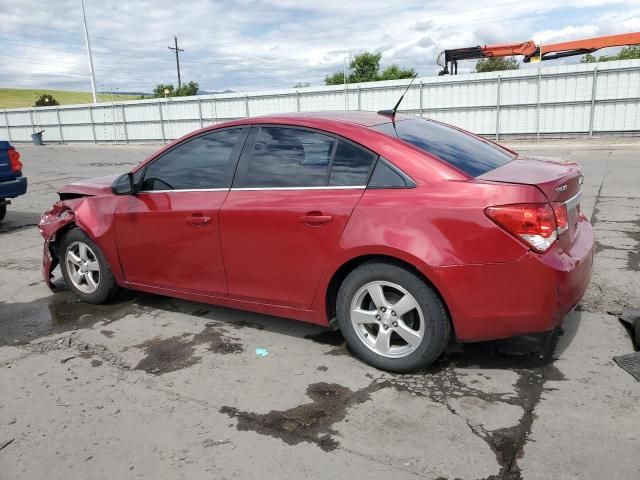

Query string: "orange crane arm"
[478, 41, 537, 58]
[438, 32, 640, 75]
[542, 32, 640, 58]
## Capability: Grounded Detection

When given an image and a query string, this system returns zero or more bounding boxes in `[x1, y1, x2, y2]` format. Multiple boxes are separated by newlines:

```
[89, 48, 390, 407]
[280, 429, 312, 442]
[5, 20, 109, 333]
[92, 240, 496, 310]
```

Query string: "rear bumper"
[0, 176, 28, 199]
[430, 216, 594, 342]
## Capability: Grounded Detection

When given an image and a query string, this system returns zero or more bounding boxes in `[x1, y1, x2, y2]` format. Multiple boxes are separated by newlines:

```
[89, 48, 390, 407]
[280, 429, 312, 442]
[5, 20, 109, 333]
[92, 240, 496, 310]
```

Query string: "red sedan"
[39, 112, 594, 372]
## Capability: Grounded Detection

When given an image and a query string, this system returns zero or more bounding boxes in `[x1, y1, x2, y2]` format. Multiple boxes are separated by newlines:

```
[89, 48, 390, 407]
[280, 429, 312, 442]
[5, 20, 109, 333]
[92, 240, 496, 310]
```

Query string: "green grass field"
[0, 88, 143, 109]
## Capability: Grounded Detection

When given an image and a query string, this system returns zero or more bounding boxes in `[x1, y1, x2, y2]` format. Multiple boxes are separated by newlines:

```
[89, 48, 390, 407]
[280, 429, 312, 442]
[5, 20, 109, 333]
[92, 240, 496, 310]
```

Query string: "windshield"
[373, 118, 514, 177]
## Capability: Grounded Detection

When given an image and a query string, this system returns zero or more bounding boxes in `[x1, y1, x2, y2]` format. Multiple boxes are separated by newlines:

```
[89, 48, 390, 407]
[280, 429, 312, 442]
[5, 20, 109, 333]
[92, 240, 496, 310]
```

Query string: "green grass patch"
[0, 88, 143, 109]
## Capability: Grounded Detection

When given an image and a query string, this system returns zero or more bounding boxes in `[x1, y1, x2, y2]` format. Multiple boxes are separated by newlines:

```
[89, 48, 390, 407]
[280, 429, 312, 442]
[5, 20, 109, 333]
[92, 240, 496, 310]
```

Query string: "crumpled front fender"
[38, 196, 126, 290]
[39, 200, 79, 289]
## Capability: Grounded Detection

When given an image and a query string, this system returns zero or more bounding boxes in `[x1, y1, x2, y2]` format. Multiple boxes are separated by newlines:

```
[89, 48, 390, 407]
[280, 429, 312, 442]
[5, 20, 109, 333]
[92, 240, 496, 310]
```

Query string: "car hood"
[58, 174, 119, 196]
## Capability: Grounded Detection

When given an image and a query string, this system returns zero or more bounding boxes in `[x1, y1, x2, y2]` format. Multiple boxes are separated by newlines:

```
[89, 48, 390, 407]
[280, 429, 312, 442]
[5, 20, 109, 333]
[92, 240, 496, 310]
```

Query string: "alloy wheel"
[349, 281, 425, 358]
[65, 241, 101, 294]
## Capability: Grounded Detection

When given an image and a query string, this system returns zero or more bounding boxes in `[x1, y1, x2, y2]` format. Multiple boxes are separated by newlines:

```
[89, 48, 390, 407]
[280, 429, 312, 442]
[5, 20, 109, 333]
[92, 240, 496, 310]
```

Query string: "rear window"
[373, 118, 514, 177]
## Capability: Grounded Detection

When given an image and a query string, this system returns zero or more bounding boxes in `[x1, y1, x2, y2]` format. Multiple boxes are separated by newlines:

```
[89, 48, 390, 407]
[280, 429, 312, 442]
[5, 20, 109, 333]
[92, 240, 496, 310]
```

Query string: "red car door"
[220, 126, 377, 309]
[114, 127, 248, 296]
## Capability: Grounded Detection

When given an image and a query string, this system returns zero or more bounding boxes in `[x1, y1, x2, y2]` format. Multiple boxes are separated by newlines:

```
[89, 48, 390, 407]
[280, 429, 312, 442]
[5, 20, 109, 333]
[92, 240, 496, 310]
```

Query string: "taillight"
[553, 203, 569, 235]
[485, 203, 562, 252]
[8, 149, 22, 173]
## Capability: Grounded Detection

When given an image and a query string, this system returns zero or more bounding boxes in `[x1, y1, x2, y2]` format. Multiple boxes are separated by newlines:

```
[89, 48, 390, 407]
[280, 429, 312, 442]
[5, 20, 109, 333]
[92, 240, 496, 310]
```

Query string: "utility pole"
[168, 36, 184, 88]
[80, 0, 98, 103]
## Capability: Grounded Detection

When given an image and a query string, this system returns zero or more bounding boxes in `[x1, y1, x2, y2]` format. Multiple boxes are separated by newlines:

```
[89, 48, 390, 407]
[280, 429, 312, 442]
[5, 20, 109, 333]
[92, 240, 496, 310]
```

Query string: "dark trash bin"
[31, 130, 45, 146]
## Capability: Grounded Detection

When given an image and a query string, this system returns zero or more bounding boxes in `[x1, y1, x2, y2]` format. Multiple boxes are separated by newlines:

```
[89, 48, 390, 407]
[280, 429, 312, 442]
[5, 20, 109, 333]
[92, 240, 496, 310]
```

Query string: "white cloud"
[534, 25, 601, 44]
[0, 0, 637, 92]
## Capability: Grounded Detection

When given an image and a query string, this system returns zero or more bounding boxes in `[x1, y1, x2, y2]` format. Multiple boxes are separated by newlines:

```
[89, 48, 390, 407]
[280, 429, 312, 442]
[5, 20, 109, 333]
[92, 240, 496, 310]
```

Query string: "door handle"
[186, 213, 211, 227]
[300, 212, 333, 226]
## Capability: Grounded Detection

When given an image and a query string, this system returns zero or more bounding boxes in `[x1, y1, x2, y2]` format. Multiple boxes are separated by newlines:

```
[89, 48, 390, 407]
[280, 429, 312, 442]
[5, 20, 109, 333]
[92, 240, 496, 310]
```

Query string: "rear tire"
[0, 202, 6, 222]
[336, 260, 451, 372]
[634, 318, 640, 349]
[59, 228, 119, 304]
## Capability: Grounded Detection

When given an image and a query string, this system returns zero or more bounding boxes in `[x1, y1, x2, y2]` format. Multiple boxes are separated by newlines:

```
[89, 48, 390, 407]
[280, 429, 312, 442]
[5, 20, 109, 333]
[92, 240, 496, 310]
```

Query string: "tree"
[379, 64, 417, 81]
[174, 81, 199, 97]
[475, 56, 519, 73]
[152, 81, 199, 98]
[294, 82, 310, 88]
[581, 45, 640, 63]
[325, 71, 346, 86]
[349, 52, 382, 83]
[153, 84, 174, 97]
[325, 51, 417, 85]
[34, 94, 59, 107]
[615, 45, 640, 60]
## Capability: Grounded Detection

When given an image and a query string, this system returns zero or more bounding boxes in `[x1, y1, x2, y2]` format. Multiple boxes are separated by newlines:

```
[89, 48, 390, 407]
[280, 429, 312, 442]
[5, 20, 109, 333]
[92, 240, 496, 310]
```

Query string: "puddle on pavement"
[304, 329, 350, 355]
[135, 334, 200, 374]
[0, 285, 271, 348]
[135, 322, 244, 375]
[220, 382, 376, 451]
[0, 290, 138, 346]
[304, 329, 344, 346]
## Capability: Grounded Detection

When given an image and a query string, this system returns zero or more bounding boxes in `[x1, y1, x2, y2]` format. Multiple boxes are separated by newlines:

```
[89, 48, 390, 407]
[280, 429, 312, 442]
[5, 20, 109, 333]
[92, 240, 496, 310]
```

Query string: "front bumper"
[39, 203, 76, 290]
[430, 216, 594, 342]
[0, 176, 27, 199]
[42, 239, 57, 289]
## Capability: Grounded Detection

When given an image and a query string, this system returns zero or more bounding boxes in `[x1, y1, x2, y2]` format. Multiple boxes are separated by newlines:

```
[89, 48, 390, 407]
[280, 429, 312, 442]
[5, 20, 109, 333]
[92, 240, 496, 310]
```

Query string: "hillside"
[0, 88, 142, 109]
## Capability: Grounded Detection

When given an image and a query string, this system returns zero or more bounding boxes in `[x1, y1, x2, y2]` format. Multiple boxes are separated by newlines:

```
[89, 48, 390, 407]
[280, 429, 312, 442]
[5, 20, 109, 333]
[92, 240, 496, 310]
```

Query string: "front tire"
[336, 261, 451, 372]
[59, 228, 119, 304]
[0, 202, 6, 222]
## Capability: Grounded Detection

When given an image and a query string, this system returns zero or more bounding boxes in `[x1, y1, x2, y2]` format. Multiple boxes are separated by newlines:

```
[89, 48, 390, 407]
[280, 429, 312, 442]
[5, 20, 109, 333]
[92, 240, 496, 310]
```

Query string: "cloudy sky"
[1, 0, 639, 93]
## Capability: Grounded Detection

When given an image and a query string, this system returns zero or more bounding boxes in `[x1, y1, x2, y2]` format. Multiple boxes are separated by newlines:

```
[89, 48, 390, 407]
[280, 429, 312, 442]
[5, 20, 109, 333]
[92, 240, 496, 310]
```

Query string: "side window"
[329, 141, 376, 186]
[241, 127, 336, 188]
[142, 128, 243, 191]
[368, 158, 416, 189]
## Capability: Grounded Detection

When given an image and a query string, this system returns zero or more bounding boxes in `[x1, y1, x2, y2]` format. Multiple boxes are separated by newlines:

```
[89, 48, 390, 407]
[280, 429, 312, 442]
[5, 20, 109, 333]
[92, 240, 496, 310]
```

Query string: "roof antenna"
[378, 73, 418, 118]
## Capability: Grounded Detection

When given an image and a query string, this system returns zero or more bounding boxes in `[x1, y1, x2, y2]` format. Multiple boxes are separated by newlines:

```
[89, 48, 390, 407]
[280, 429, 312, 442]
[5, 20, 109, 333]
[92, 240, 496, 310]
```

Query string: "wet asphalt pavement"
[1, 141, 639, 480]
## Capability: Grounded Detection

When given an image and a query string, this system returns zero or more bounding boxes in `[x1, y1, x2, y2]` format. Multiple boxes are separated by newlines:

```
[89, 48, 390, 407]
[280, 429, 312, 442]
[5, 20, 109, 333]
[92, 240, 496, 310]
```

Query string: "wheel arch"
[49, 221, 80, 257]
[323, 253, 453, 333]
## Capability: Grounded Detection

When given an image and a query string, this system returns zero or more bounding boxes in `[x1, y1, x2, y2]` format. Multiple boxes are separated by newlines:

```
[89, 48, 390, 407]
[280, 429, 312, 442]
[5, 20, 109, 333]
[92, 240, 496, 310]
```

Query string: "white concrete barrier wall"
[1, 59, 639, 143]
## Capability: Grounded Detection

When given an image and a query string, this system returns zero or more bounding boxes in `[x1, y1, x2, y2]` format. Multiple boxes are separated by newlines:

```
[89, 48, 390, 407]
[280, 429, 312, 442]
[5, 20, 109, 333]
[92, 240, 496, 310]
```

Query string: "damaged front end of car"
[38, 173, 125, 289]
[39, 174, 127, 291]
[39, 199, 83, 289]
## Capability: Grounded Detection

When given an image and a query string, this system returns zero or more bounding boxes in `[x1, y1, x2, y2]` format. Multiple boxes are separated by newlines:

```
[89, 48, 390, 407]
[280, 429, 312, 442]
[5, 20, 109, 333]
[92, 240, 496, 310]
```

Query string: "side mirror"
[112, 172, 137, 195]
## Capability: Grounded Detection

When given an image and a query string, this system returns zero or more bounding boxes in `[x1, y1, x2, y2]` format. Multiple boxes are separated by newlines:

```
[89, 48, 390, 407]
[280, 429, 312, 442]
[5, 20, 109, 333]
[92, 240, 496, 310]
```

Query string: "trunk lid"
[478, 156, 582, 202]
[478, 156, 583, 244]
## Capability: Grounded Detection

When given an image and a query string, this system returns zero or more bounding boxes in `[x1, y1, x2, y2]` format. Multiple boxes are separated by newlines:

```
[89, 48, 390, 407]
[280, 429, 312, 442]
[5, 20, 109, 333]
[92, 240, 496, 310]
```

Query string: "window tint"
[242, 127, 336, 188]
[142, 128, 243, 190]
[329, 141, 376, 186]
[368, 158, 414, 188]
[373, 119, 514, 177]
